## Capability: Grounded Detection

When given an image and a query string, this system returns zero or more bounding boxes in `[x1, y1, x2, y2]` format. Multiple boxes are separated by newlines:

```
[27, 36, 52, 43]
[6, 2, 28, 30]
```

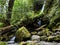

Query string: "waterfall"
[8, 36, 16, 44]
[10, 36, 16, 41]
[39, 0, 46, 14]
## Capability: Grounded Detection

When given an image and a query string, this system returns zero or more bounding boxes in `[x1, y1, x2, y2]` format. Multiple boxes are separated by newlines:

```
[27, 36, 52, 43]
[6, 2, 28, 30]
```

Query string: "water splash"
[10, 36, 16, 41]
[39, 0, 46, 14]
[8, 36, 16, 44]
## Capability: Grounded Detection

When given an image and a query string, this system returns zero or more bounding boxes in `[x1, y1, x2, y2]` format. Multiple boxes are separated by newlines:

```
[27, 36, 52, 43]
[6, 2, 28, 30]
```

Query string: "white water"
[39, 0, 46, 14]
[8, 36, 16, 44]
[10, 36, 16, 41]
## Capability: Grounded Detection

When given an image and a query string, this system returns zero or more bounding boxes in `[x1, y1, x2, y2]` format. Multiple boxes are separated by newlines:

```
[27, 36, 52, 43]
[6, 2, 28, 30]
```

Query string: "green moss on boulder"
[0, 41, 6, 45]
[16, 26, 31, 41]
[38, 28, 52, 36]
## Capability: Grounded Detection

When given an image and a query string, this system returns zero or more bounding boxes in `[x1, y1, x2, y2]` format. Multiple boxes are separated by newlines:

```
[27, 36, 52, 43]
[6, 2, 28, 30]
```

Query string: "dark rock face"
[33, 0, 44, 13]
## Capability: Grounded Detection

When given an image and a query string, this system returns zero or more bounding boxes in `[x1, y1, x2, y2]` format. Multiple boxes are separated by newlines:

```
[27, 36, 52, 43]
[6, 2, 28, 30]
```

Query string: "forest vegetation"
[0, 0, 60, 45]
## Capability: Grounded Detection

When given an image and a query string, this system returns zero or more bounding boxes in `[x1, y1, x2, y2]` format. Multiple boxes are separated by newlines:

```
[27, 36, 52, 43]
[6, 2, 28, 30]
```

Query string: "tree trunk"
[6, 0, 15, 25]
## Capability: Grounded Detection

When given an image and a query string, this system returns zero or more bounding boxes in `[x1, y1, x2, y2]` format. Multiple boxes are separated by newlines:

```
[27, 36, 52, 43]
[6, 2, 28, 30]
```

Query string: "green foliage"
[48, 7, 60, 28]
[0, 22, 4, 28]
[0, 0, 6, 5]
[11, 0, 34, 25]
[44, 0, 60, 28]
[0, 0, 7, 21]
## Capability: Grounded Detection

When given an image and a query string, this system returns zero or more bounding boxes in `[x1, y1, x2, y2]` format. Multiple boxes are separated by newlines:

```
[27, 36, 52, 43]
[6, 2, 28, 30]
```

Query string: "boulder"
[31, 31, 37, 35]
[19, 41, 37, 45]
[0, 41, 6, 45]
[47, 35, 60, 41]
[16, 26, 31, 41]
[26, 41, 37, 45]
[31, 35, 40, 42]
[37, 28, 52, 36]
[40, 36, 47, 41]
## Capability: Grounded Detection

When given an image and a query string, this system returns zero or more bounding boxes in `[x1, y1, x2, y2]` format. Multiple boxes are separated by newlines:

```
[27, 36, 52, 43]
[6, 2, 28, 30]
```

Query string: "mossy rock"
[16, 26, 31, 41]
[38, 28, 52, 36]
[31, 31, 37, 35]
[0, 41, 6, 45]
[19, 41, 37, 45]
[0, 22, 4, 28]
[47, 35, 60, 42]
[19, 42, 27, 45]
[40, 36, 47, 41]
[54, 35, 60, 41]
[47, 36, 55, 42]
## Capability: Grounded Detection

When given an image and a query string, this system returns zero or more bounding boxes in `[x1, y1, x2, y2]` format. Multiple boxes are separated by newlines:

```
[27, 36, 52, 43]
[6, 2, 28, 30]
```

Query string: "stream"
[7, 41, 60, 45]
[7, 36, 16, 44]
[7, 35, 60, 45]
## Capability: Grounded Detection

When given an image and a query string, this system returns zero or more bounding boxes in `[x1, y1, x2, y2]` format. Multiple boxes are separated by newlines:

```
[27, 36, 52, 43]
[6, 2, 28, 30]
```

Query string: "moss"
[20, 41, 37, 45]
[16, 26, 31, 41]
[38, 28, 52, 36]
[47, 35, 60, 42]
[54, 35, 60, 41]
[31, 31, 37, 35]
[0, 22, 4, 28]
[47, 36, 54, 42]
[0, 41, 6, 45]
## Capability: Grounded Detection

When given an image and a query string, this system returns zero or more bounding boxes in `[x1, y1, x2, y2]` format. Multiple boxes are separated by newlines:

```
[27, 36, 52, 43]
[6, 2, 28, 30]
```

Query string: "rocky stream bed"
[0, 26, 60, 45]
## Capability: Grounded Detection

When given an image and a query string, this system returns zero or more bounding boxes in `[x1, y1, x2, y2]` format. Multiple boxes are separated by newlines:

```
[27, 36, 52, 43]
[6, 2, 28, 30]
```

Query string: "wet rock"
[53, 26, 60, 32]
[19, 41, 27, 45]
[37, 28, 52, 36]
[47, 36, 55, 41]
[16, 26, 31, 41]
[52, 32, 60, 36]
[0, 41, 6, 45]
[39, 41, 57, 45]
[54, 35, 60, 41]
[31, 31, 37, 35]
[40, 36, 47, 41]
[31, 35, 40, 42]
[37, 31, 43, 36]
[19, 41, 37, 45]
[7, 43, 18, 45]
[47, 35, 60, 42]
[57, 43, 60, 45]
[26, 41, 37, 45]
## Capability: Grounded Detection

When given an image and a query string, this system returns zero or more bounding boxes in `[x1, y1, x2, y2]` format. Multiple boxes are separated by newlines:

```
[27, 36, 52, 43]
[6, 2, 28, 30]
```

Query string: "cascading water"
[37, 0, 46, 26]
[8, 36, 16, 44]
[39, 0, 46, 15]
[41, 0, 46, 13]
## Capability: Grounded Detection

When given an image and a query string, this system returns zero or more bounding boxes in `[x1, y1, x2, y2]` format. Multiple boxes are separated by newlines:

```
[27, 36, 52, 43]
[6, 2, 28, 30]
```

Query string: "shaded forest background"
[0, 0, 60, 43]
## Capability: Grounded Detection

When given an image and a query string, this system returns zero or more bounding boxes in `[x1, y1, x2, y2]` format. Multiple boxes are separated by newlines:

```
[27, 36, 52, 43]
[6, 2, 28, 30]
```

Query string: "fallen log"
[0, 25, 14, 30]
[35, 24, 46, 31]
[0, 25, 15, 35]
[0, 25, 16, 41]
